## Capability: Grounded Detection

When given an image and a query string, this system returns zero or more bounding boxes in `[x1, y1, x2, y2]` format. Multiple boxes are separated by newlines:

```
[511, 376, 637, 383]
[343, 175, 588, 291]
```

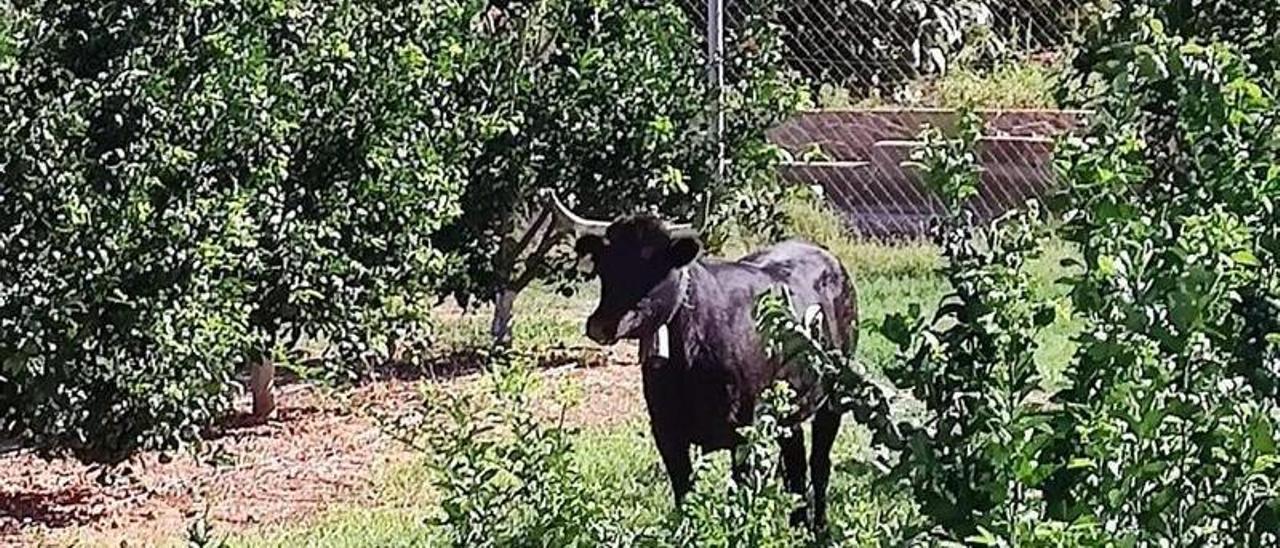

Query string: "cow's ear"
[575, 235, 605, 257]
[667, 237, 701, 268]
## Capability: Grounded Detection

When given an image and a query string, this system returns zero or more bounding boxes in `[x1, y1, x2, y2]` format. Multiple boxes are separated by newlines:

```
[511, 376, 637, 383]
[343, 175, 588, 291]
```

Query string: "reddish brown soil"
[0, 349, 644, 547]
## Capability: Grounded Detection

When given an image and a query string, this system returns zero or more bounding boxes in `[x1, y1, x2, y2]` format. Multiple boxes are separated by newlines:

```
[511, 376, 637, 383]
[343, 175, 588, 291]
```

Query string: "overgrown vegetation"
[235, 197, 956, 547]
[248, 0, 1275, 544]
[431, 0, 802, 346]
[0, 0, 795, 463]
[7, 0, 1280, 545]
[877, 111, 1083, 543]
[799, 0, 1089, 108]
[829, 57, 1061, 109]
[383, 352, 815, 547]
[394, 352, 611, 547]
[1046, 1, 1280, 542]
[0, 0, 467, 462]
[766, 1, 1280, 544]
[757, 0, 1088, 100]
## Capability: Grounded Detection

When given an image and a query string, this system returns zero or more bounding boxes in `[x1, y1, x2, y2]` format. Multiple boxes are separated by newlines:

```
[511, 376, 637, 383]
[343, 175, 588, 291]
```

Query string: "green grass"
[234, 419, 920, 547]
[431, 283, 596, 355]
[235, 194, 1081, 547]
[233, 462, 438, 547]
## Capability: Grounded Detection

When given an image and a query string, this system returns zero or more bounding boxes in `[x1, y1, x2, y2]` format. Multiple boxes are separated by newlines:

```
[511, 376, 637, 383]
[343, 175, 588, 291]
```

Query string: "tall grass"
[819, 57, 1061, 110]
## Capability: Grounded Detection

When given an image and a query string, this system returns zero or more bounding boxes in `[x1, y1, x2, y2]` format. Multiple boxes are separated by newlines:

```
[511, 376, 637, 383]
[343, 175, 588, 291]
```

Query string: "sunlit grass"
[234, 418, 921, 547]
[233, 459, 437, 547]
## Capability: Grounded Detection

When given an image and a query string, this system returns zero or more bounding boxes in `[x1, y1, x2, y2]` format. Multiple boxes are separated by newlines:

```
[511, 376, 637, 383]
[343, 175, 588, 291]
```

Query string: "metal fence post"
[707, 0, 725, 189]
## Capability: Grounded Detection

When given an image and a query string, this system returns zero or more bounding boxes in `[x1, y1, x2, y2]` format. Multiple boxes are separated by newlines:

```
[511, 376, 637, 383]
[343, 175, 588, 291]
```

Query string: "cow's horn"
[539, 189, 609, 237]
[666, 224, 701, 240]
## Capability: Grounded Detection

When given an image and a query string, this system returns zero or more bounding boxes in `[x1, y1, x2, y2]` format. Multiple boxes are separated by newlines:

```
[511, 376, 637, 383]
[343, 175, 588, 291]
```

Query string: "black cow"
[544, 191, 856, 529]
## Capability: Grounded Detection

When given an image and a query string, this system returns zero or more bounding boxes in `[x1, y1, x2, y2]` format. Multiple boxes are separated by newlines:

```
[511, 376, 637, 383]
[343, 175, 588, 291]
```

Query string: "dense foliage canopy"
[0, 0, 793, 463]
[428, 0, 801, 345]
[0, 0, 474, 462]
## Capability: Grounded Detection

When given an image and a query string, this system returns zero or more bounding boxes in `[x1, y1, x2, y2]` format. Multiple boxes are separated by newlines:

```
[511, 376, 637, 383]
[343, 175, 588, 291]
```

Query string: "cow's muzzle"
[586, 310, 642, 346]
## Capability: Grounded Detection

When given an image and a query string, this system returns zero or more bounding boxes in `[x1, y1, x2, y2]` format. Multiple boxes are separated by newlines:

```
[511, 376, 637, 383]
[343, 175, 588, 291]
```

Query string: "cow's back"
[735, 240, 858, 410]
[741, 240, 857, 350]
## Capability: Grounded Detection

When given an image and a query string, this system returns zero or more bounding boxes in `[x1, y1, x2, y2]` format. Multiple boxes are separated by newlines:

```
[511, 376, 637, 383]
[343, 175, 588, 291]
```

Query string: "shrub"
[878, 113, 1071, 543]
[396, 351, 610, 547]
[671, 382, 812, 548]
[752, 110, 1103, 545]
[875, 110, 1099, 543]
[0, 0, 466, 462]
[1048, 3, 1280, 542]
[0, 0, 259, 462]
[395, 352, 816, 547]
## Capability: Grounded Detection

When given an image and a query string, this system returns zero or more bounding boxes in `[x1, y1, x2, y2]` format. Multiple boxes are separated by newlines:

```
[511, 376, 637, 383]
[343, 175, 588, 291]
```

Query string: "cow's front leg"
[654, 432, 692, 505]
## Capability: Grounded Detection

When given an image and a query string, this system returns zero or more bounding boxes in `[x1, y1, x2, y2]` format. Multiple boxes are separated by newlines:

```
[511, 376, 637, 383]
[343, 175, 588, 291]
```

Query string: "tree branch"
[513, 222, 563, 291]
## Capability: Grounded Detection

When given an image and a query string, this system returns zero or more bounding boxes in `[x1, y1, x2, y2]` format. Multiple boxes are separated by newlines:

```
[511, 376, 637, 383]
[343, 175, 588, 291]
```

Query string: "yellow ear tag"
[655, 324, 670, 359]
[803, 304, 823, 330]
[576, 255, 594, 274]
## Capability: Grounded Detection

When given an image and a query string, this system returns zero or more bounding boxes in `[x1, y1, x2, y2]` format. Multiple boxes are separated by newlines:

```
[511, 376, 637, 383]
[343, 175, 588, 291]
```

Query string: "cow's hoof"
[789, 507, 809, 528]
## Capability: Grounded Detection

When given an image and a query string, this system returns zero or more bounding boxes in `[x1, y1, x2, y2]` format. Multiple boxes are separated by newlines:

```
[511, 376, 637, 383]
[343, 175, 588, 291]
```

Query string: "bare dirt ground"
[0, 347, 644, 547]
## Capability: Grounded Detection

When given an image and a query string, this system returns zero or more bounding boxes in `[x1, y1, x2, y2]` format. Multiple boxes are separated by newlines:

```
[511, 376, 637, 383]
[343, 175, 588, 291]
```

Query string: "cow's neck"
[665, 265, 694, 323]
[664, 261, 714, 364]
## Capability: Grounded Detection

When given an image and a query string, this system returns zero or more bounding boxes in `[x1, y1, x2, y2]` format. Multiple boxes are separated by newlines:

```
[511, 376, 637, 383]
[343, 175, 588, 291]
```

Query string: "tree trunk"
[249, 355, 276, 420]
[491, 288, 519, 349]
[489, 200, 559, 349]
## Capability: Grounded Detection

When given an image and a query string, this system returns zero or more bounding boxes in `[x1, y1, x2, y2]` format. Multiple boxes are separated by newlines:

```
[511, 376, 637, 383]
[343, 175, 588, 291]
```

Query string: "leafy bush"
[692, 0, 1089, 99]
[0, 0, 801, 462]
[913, 59, 1059, 109]
[396, 352, 816, 547]
[0, 0, 466, 462]
[760, 5, 1280, 541]
[877, 111, 1080, 543]
[398, 352, 612, 547]
[1, 0, 258, 462]
[1048, 3, 1280, 543]
[672, 382, 811, 548]
[752, 110, 1097, 545]
[429, 0, 802, 345]
[1062, 0, 1278, 97]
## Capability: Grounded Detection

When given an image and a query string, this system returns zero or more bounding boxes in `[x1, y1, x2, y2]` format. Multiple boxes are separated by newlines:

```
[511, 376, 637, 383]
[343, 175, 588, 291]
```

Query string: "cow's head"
[543, 190, 701, 345]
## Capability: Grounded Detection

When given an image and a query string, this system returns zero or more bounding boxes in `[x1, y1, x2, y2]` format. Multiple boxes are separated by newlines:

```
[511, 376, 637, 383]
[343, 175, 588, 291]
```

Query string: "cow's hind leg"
[779, 425, 809, 526]
[810, 405, 842, 531]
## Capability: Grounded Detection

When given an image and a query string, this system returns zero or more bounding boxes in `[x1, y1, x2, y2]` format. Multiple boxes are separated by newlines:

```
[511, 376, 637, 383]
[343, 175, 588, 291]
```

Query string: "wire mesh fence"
[768, 109, 1089, 239]
[677, 0, 1094, 239]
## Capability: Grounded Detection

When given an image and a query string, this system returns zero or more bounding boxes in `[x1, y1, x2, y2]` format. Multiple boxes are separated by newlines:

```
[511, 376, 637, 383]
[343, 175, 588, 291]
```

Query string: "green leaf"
[880, 313, 916, 348]
[1230, 250, 1261, 267]
[1067, 458, 1096, 470]
[963, 527, 1000, 546]
[1251, 415, 1277, 455]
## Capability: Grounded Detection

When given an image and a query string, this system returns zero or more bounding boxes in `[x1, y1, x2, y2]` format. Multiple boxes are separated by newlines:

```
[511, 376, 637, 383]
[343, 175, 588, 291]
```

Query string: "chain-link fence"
[679, 0, 1093, 239]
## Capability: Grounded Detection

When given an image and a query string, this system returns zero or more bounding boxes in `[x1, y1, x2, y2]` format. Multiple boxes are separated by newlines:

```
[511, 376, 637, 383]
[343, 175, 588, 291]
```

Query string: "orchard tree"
[431, 0, 804, 346]
[0, 0, 468, 462]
